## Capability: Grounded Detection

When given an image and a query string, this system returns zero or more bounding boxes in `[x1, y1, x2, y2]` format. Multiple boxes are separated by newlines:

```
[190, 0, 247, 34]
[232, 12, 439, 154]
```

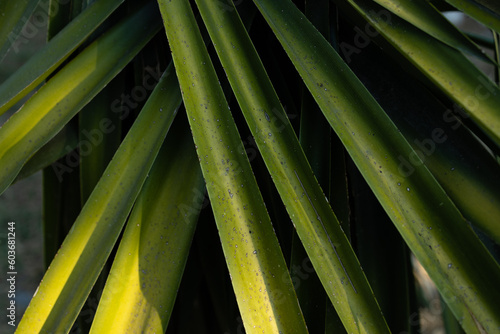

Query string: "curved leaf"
[16, 62, 182, 333]
[0, 0, 40, 62]
[194, 0, 390, 332]
[0, 0, 125, 116]
[252, 0, 500, 331]
[344, 0, 500, 151]
[158, 0, 309, 332]
[0, 1, 161, 196]
[372, 0, 496, 65]
[445, 0, 500, 34]
[90, 115, 204, 333]
[13, 123, 78, 183]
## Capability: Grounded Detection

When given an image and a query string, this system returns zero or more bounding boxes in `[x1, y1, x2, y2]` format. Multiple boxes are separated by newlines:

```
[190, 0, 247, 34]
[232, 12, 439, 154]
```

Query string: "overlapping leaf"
[252, 0, 500, 331]
[342, 0, 500, 150]
[445, 0, 500, 34]
[0, 0, 124, 116]
[158, 0, 309, 332]
[0, 0, 40, 62]
[90, 115, 204, 333]
[194, 0, 389, 331]
[0, 1, 160, 195]
[16, 62, 182, 333]
[373, 0, 496, 65]
[338, 0, 500, 243]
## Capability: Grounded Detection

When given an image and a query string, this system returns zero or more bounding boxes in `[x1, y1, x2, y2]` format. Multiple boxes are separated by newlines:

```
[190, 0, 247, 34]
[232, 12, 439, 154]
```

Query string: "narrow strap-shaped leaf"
[90, 114, 204, 333]
[294, 1, 330, 332]
[252, 0, 500, 331]
[475, 0, 500, 15]
[194, 0, 389, 332]
[343, 0, 500, 150]
[444, 0, 500, 34]
[345, 36, 500, 245]
[466, 31, 495, 49]
[372, 0, 497, 66]
[13, 123, 78, 183]
[0, 0, 40, 62]
[158, 0, 309, 332]
[76, 50, 123, 332]
[0, 0, 125, 116]
[16, 63, 182, 333]
[0, 1, 161, 196]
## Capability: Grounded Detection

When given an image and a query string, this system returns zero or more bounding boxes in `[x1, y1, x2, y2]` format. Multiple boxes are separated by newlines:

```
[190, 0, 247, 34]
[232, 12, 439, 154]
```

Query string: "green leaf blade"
[340, 0, 500, 244]
[252, 0, 500, 331]
[345, 35, 500, 246]
[445, 0, 500, 34]
[90, 116, 204, 333]
[158, 0, 309, 332]
[344, 0, 500, 148]
[0, 1, 161, 196]
[194, 0, 390, 332]
[372, 0, 496, 65]
[16, 63, 182, 333]
[0, 0, 41, 62]
[0, 0, 125, 116]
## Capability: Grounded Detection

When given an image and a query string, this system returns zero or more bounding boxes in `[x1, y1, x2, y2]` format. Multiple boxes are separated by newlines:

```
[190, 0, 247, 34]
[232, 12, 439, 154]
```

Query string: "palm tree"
[1, 0, 499, 332]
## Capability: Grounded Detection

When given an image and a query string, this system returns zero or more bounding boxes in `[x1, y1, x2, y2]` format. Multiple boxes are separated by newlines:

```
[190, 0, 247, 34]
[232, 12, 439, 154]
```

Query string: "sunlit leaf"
[0, 0, 125, 116]
[90, 115, 204, 333]
[16, 61, 182, 333]
[158, 0, 309, 332]
[252, 0, 500, 331]
[0, 1, 160, 195]
[194, 0, 390, 331]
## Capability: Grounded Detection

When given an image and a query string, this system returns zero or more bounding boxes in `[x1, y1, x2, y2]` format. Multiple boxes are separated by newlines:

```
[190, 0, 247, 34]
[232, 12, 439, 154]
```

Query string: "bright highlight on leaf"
[158, 0, 308, 332]
[0, 0, 125, 116]
[15, 60, 182, 333]
[0, 0, 498, 333]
